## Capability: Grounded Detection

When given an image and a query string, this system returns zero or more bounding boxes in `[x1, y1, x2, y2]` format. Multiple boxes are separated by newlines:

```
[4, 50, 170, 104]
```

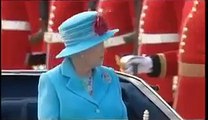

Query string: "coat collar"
[61, 58, 74, 78]
[60, 58, 111, 106]
[92, 67, 112, 104]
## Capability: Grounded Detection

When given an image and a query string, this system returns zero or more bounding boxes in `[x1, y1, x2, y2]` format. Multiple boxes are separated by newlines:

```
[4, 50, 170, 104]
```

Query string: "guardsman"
[137, 0, 181, 105]
[44, 0, 89, 69]
[120, 0, 205, 119]
[173, 1, 205, 119]
[25, 0, 47, 70]
[97, 0, 137, 70]
[1, 1, 31, 69]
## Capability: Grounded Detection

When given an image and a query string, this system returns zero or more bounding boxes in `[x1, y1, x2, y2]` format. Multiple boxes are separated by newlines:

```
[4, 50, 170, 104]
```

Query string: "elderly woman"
[38, 11, 128, 120]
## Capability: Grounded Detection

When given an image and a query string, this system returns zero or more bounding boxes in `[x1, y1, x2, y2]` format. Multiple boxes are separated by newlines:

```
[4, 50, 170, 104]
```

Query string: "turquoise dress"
[38, 58, 128, 120]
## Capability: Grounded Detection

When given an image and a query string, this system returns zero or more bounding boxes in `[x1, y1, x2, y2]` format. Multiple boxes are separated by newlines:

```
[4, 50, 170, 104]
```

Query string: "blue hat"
[56, 11, 119, 58]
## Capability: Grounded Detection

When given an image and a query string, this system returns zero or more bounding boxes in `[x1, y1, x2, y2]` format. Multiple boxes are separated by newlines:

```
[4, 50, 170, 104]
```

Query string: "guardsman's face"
[82, 43, 104, 67]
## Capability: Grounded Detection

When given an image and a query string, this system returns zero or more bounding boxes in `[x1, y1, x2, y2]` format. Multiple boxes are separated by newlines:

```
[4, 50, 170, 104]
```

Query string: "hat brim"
[56, 29, 119, 58]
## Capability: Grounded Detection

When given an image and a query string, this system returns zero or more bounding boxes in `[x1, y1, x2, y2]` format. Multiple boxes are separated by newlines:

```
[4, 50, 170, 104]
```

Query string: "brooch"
[103, 72, 112, 83]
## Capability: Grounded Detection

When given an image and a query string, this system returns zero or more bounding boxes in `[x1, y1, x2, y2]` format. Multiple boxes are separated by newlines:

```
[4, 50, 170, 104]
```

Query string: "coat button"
[140, 20, 144, 25]
[179, 49, 185, 53]
[183, 27, 188, 33]
[140, 28, 144, 33]
[182, 34, 187, 39]
[188, 13, 193, 18]
[141, 13, 146, 18]
[180, 41, 186, 46]
[143, 5, 148, 10]
[192, 7, 197, 12]
[51, 5, 56, 11]
[50, 13, 55, 19]
[49, 20, 54, 26]
[95, 109, 100, 113]
[194, 0, 199, 5]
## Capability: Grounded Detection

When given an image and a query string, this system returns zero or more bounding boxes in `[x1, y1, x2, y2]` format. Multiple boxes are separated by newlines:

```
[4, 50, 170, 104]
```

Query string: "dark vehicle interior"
[1, 70, 182, 120]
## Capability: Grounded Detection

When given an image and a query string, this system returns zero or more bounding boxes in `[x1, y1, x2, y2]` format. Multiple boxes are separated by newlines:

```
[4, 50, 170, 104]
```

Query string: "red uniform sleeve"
[148, 50, 178, 78]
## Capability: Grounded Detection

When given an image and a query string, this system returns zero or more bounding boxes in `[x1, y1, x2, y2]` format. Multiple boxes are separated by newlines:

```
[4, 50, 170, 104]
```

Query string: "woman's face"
[81, 42, 105, 68]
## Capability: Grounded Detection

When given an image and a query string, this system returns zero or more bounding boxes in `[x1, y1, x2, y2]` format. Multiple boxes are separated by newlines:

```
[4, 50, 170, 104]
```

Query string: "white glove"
[119, 55, 153, 75]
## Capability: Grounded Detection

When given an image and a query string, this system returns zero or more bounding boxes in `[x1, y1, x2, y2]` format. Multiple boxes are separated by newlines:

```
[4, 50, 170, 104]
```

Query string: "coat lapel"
[61, 58, 98, 106]
[93, 66, 112, 104]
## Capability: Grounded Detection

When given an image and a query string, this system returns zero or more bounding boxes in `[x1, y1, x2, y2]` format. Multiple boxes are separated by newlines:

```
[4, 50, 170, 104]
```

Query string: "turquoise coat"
[38, 58, 128, 120]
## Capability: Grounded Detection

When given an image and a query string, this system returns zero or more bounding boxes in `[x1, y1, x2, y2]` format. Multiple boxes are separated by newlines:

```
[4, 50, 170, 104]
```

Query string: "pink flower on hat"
[94, 15, 108, 36]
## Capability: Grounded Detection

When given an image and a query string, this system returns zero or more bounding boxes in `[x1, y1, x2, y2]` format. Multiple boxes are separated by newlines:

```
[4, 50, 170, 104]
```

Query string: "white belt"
[104, 32, 134, 48]
[44, 32, 63, 43]
[44, 32, 134, 45]
[139, 33, 179, 44]
[1, 20, 31, 31]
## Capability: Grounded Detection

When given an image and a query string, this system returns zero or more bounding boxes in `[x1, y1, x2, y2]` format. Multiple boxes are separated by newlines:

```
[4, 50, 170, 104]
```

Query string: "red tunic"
[152, 0, 205, 119]
[173, 1, 205, 119]
[45, 1, 88, 69]
[97, 0, 135, 70]
[1, 1, 31, 69]
[137, 0, 183, 104]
